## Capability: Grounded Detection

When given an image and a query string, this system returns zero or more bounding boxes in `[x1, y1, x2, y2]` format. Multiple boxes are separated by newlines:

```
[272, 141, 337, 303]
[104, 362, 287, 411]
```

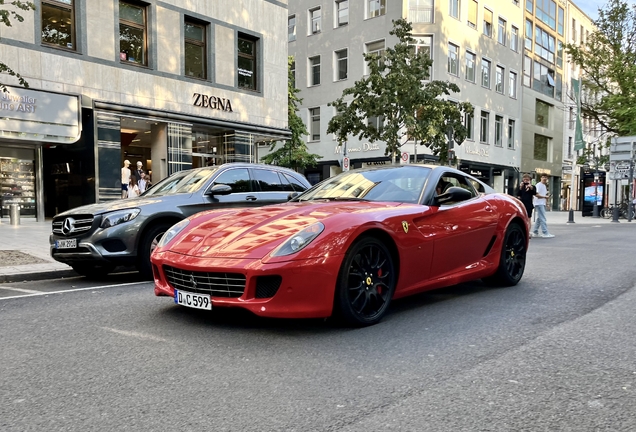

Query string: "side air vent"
[483, 235, 497, 257]
[255, 275, 282, 299]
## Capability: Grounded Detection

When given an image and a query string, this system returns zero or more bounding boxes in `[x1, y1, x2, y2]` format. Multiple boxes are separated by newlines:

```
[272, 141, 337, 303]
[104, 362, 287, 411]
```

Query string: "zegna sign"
[192, 93, 233, 112]
[334, 143, 381, 154]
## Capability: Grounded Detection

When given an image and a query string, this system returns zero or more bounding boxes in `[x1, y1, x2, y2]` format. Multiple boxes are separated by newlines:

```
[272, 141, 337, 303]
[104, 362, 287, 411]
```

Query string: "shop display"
[0, 158, 36, 218]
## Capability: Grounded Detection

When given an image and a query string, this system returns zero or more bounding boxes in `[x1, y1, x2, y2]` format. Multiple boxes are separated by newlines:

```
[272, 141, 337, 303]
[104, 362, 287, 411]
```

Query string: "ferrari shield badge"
[402, 221, 409, 233]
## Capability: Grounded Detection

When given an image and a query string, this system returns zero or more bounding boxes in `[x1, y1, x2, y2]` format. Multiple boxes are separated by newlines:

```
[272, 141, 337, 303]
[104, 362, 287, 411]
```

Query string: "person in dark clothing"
[517, 173, 536, 217]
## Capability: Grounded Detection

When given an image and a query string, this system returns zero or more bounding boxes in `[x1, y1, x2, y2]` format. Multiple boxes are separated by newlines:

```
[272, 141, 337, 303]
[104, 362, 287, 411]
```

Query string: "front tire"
[483, 223, 526, 287]
[335, 236, 396, 327]
[137, 223, 172, 280]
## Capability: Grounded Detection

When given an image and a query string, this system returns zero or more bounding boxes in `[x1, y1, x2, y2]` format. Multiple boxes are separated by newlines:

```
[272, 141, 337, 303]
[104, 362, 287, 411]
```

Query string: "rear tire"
[72, 263, 115, 279]
[334, 236, 396, 327]
[482, 223, 526, 287]
[137, 223, 172, 280]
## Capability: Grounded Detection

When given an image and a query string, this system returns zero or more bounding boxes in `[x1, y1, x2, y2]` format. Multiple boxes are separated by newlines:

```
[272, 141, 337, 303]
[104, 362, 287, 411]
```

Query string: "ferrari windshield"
[143, 168, 218, 196]
[298, 166, 431, 203]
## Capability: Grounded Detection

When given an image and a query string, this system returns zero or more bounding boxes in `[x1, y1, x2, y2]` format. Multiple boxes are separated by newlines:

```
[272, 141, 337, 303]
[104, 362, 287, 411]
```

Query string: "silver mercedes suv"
[50, 163, 311, 278]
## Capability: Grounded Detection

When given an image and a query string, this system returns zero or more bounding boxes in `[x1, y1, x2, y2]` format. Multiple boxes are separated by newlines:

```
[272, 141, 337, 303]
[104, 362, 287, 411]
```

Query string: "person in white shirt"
[121, 160, 131, 198]
[530, 174, 555, 238]
[127, 175, 141, 199]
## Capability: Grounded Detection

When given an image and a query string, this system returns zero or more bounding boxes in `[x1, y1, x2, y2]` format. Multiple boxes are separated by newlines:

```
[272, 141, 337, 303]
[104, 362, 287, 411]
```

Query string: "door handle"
[245, 195, 257, 201]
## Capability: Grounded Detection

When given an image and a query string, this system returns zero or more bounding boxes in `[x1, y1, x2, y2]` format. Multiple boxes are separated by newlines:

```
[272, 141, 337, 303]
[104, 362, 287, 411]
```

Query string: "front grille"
[52, 214, 95, 236]
[164, 265, 246, 298]
[255, 276, 282, 298]
[51, 246, 91, 255]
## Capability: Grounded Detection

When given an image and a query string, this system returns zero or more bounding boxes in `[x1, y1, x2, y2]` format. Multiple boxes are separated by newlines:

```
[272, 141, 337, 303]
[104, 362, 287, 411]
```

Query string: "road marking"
[0, 286, 41, 294]
[99, 327, 168, 342]
[0, 281, 149, 301]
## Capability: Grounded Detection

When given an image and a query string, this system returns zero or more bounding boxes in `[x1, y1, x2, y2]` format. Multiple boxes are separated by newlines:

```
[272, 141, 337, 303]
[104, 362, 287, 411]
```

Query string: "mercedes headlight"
[157, 219, 190, 248]
[271, 222, 325, 257]
[100, 209, 141, 229]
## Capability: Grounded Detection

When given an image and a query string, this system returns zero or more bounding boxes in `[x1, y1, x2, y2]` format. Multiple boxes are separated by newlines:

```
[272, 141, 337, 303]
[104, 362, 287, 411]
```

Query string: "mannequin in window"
[133, 161, 145, 182]
[121, 160, 131, 198]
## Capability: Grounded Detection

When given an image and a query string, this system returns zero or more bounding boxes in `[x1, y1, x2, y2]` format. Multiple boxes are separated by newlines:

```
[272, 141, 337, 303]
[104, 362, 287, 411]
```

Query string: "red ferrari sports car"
[151, 165, 530, 326]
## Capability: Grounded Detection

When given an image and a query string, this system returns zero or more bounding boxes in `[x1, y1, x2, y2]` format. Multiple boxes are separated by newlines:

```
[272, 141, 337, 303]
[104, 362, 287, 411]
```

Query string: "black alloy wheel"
[137, 222, 173, 280]
[335, 236, 396, 327]
[483, 223, 526, 286]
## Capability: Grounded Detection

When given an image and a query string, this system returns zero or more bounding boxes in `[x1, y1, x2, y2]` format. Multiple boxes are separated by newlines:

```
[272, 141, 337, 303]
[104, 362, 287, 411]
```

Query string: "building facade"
[0, 0, 289, 220]
[286, 0, 525, 192]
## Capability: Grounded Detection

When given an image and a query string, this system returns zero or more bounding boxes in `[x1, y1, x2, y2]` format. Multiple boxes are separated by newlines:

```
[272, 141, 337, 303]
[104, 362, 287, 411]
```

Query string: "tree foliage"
[0, 1, 35, 92]
[327, 19, 473, 164]
[261, 56, 322, 171]
[566, 0, 636, 137]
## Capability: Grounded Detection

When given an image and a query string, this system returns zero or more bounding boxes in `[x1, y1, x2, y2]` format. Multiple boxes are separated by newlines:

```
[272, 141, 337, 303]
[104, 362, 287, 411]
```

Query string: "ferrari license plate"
[174, 289, 211, 310]
[55, 239, 77, 249]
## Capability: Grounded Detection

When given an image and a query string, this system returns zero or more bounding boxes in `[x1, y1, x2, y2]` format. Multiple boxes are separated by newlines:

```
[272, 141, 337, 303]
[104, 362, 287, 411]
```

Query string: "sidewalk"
[0, 211, 631, 283]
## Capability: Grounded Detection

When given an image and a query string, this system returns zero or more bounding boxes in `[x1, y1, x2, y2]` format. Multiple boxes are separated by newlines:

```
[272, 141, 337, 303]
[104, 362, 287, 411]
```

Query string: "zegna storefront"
[0, 86, 290, 220]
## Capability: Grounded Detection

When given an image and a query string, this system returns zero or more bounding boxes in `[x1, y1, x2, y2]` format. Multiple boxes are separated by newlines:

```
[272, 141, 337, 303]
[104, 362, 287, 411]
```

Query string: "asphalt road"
[1, 223, 635, 432]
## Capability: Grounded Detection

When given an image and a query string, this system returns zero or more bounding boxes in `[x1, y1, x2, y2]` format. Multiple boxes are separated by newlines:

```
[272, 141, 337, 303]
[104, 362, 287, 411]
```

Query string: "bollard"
[9, 204, 20, 226]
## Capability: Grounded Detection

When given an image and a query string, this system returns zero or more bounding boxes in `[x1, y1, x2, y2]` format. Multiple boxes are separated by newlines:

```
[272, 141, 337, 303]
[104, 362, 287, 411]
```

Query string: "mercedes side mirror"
[206, 184, 232, 196]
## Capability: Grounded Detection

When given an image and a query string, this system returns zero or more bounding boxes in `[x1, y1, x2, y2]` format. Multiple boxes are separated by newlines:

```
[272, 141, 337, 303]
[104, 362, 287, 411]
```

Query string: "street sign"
[400, 152, 410, 164]
[342, 156, 350, 172]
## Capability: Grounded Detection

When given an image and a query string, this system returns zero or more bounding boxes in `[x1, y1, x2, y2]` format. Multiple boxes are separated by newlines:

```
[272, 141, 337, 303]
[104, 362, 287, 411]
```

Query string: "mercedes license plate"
[55, 239, 77, 249]
[174, 289, 211, 310]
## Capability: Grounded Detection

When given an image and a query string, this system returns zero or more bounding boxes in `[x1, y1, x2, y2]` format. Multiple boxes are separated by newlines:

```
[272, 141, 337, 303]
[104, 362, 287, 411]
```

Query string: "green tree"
[327, 19, 473, 165]
[566, 0, 636, 136]
[1, 1, 36, 92]
[260, 56, 322, 171]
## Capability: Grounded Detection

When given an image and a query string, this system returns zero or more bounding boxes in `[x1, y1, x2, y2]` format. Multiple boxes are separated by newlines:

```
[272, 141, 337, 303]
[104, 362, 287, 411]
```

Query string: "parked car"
[49, 163, 311, 278]
[151, 164, 531, 327]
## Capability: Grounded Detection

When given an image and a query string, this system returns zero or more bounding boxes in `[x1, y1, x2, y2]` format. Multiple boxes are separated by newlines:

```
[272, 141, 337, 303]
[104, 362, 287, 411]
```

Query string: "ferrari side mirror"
[435, 186, 473, 206]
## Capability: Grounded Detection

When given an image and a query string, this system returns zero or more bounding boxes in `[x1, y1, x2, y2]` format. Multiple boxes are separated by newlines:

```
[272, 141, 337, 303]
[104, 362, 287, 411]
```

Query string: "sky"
[575, 0, 602, 20]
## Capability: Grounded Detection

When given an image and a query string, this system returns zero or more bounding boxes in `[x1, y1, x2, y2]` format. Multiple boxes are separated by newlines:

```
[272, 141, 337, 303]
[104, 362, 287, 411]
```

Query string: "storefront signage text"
[193, 93, 233, 112]
[464, 143, 489, 157]
[334, 142, 381, 154]
[1, 93, 37, 113]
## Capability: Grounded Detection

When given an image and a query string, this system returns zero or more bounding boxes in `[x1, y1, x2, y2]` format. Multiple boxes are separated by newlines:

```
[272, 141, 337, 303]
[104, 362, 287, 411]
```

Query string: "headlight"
[100, 209, 141, 228]
[157, 219, 190, 249]
[271, 222, 324, 257]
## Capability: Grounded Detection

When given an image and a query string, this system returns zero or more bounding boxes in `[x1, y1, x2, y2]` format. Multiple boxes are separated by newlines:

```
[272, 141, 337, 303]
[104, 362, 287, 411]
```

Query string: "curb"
[0, 269, 80, 284]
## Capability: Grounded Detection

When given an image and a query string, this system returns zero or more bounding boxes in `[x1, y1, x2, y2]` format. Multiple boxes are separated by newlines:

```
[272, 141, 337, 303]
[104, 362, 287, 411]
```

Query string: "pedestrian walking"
[517, 173, 536, 218]
[531, 174, 554, 238]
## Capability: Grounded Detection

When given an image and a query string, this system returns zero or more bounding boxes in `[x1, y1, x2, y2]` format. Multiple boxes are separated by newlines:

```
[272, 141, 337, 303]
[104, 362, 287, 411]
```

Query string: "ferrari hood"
[166, 201, 400, 259]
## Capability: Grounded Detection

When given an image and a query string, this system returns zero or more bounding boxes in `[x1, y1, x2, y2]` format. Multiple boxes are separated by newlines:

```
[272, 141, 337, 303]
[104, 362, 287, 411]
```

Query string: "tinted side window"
[213, 168, 252, 193]
[252, 169, 287, 192]
[284, 173, 308, 192]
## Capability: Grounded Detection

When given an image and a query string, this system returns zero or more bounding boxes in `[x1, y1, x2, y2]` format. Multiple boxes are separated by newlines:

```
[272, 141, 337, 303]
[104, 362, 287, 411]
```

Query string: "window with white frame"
[509, 71, 517, 98]
[468, 0, 477, 29]
[483, 8, 493, 37]
[525, 19, 532, 50]
[288, 15, 296, 42]
[365, 40, 385, 73]
[309, 107, 320, 141]
[481, 58, 491, 88]
[368, 0, 386, 18]
[465, 51, 476, 82]
[335, 49, 348, 80]
[336, 1, 349, 27]
[480, 111, 489, 143]
[450, 0, 459, 19]
[465, 110, 474, 140]
[495, 115, 503, 147]
[448, 43, 459, 76]
[523, 55, 531, 87]
[408, 0, 433, 23]
[507, 119, 515, 149]
[511, 26, 519, 51]
[309, 7, 321, 34]
[411, 36, 432, 79]
[495, 65, 504, 93]
[309, 56, 321, 86]
[498, 17, 507, 45]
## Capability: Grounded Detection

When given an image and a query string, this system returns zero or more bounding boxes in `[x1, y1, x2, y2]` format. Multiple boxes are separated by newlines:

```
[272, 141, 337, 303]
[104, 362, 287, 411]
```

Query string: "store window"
[238, 34, 257, 91]
[119, 1, 147, 66]
[41, 0, 75, 50]
[184, 20, 206, 79]
[0, 158, 36, 218]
